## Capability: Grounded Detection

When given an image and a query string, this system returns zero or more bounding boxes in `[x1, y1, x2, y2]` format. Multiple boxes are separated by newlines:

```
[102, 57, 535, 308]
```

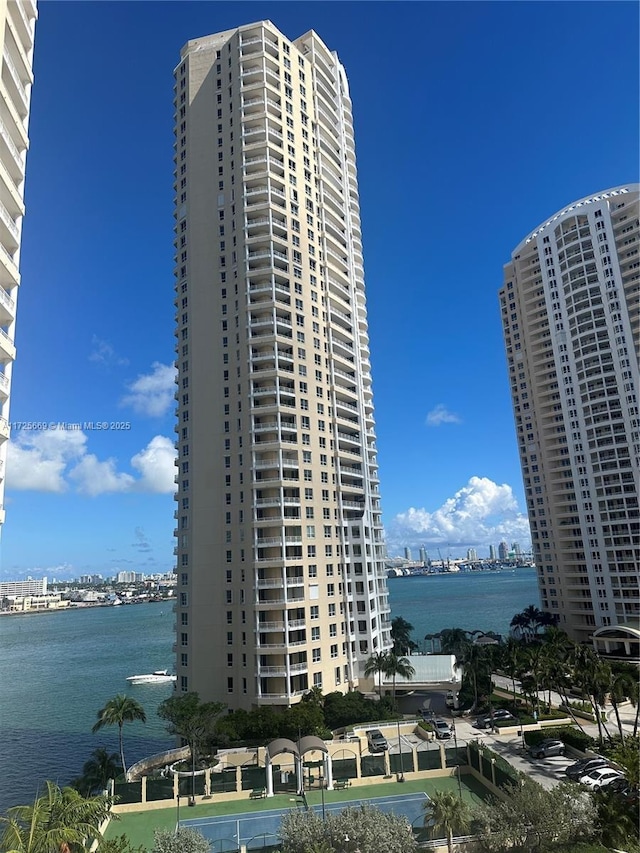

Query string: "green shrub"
[524, 726, 594, 750]
[418, 721, 434, 733]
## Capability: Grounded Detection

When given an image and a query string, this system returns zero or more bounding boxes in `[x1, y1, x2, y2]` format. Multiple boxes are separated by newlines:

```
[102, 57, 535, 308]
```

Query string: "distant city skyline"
[0, 2, 637, 579]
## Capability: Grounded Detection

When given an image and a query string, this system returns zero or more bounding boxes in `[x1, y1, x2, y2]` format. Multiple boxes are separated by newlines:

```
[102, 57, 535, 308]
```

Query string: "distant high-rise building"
[173, 21, 391, 709]
[501, 185, 640, 645]
[467, 548, 478, 562]
[0, 0, 36, 526]
[0, 576, 46, 597]
[419, 546, 427, 564]
[403, 547, 412, 561]
[489, 545, 497, 561]
[498, 541, 509, 562]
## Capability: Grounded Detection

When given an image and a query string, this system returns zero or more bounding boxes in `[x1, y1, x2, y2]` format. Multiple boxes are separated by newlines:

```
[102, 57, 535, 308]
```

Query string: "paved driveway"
[476, 733, 573, 790]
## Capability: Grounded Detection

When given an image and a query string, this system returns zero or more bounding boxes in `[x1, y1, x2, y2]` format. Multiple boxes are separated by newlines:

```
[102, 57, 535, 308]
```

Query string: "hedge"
[524, 726, 594, 750]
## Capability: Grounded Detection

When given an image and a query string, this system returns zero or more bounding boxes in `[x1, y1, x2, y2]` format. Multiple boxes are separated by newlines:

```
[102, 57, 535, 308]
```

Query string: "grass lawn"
[105, 774, 491, 849]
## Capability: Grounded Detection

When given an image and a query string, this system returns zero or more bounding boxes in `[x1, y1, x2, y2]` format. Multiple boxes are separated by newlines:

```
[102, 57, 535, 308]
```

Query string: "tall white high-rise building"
[0, 0, 36, 525]
[501, 185, 639, 647]
[173, 21, 391, 709]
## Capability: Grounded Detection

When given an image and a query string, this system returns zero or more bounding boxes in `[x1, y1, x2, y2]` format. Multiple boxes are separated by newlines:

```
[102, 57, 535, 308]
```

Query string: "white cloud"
[120, 362, 176, 418]
[7, 429, 88, 492]
[0, 563, 75, 581]
[69, 454, 135, 496]
[426, 404, 461, 426]
[89, 336, 129, 368]
[131, 435, 177, 494]
[387, 476, 531, 555]
[6, 430, 176, 496]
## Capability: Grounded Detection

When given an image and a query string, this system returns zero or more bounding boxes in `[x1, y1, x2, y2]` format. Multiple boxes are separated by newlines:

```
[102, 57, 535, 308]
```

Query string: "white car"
[579, 767, 623, 790]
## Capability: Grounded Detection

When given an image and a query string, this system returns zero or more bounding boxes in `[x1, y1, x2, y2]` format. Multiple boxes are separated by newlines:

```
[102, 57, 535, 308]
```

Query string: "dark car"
[565, 757, 610, 781]
[474, 710, 515, 729]
[530, 738, 565, 758]
[366, 729, 388, 753]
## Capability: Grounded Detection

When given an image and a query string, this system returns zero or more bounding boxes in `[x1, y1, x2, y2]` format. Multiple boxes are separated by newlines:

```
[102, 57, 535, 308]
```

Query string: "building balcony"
[0, 328, 15, 362]
[0, 416, 9, 440]
[0, 286, 15, 324]
[0, 198, 19, 251]
[256, 577, 285, 589]
[2, 49, 29, 119]
[0, 115, 24, 184]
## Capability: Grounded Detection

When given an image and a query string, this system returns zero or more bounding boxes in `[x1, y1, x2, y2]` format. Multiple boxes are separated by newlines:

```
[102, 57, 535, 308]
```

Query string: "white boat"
[126, 669, 177, 685]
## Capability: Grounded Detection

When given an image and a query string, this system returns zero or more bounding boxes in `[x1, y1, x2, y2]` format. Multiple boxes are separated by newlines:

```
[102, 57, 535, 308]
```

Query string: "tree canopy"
[157, 693, 226, 763]
[0, 781, 112, 853]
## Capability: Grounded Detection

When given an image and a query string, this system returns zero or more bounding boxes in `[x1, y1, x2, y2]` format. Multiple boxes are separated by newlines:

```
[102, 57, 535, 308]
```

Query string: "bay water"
[0, 568, 538, 811]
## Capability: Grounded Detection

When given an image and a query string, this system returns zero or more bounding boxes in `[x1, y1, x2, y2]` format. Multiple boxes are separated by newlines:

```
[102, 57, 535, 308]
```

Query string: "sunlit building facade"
[0, 0, 36, 526]
[173, 21, 391, 709]
[501, 185, 640, 644]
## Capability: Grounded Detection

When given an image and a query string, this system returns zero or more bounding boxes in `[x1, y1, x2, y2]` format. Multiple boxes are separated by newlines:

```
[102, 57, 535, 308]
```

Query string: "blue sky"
[1, 1, 638, 579]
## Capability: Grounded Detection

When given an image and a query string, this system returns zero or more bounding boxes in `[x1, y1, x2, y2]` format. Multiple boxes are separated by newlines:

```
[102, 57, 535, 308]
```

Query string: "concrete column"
[204, 769, 211, 797]
[235, 766, 242, 794]
[265, 753, 274, 798]
[141, 776, 147, 804]
[384, 751, 390, 777]
[325, 753, 334, 791]
[411, 747, 417, 773]
[296, 754, 303, 794]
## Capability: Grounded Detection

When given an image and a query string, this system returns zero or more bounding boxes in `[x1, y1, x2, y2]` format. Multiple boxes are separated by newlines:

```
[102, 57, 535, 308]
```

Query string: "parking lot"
[482, 733, 574, 790]
[396, 690, 580, 790]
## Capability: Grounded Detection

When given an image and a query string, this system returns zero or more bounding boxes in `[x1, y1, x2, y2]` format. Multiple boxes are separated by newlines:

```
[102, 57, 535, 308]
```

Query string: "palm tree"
[460, 643, 491, 710]
[501, 637, 523, 707]
[71, 748, 122, 797]
[92, 695, 146, 776]
[424, 790, 471, 853]
[522, 605, 546, 638]
[382, 652, 415, 706]
[610, 664, 638, 739]
[439, 628, 471, 662]
[573, 647, 612, 745]
[0, 780, 112, 853]
[509, 612, 530, 643]
[390, 616, 417, 655]
[363, 651, 389, 697]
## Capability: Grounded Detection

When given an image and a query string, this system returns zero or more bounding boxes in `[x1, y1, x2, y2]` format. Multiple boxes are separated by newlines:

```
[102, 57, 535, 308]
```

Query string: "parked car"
[565, 757, 610, 781]
[529, 738, 565, 758]
[433, 719, 453, 739]
[579, 767, 624, 791]
[366, 729, 388, 753]
[474, 710, 515, 729]
[418, 707, 434, 720]
[607, 776, 636, 800]
[445, 691, 456, 708]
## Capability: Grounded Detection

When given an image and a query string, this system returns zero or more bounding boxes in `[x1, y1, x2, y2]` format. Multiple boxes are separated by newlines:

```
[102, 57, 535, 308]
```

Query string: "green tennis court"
[181, 791, 430, 850]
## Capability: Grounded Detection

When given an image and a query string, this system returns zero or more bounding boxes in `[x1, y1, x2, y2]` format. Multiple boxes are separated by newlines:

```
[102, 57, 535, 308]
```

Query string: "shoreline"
[0, 598, 176, 617]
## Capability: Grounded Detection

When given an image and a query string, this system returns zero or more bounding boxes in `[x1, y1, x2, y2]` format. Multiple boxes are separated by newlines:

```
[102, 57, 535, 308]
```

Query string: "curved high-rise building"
[173, 21, 391, 708]
[0, 0, 37, 526]
[501, 185, 640, 649]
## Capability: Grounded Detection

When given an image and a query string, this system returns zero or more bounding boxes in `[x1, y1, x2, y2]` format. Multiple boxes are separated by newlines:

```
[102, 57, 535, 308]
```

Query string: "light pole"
[320, 767, 326, 820]
[189, 740, 196, 806]
[396, 718, 405, 782]
[175, 793, 180, 834]
[451, 718, 462, 799]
